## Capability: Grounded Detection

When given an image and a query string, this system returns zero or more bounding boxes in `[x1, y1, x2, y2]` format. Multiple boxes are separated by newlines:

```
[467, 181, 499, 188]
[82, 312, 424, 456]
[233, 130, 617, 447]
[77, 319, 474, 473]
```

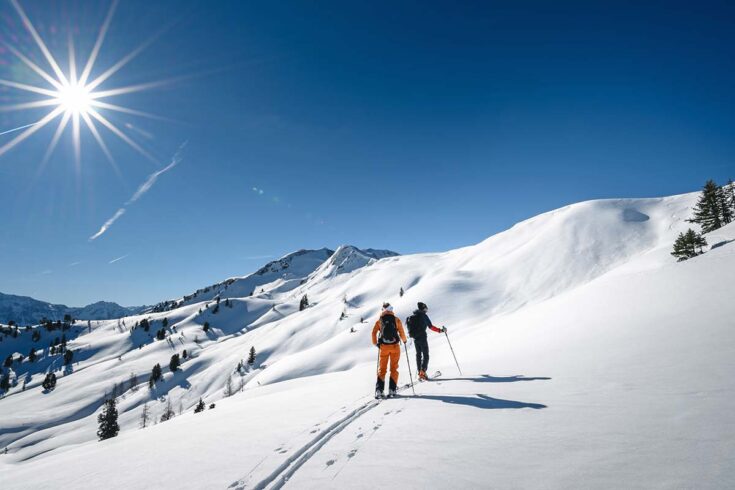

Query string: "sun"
[56, 83, 93, 116]
[0, 0, 165, 170]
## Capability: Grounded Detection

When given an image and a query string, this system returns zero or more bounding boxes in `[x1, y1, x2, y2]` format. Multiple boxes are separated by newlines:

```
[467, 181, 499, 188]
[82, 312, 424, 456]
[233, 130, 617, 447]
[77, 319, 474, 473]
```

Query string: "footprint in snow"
[356, 433, 363, 439]
[310, 429, 319, 434]
[326, 459, 336, 467]
[347, 449, 357, 459]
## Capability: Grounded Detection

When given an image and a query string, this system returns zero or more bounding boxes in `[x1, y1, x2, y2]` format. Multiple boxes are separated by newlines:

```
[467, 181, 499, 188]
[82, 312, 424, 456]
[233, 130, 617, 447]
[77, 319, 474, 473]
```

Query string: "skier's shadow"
[415, 394, 547, 410]
[441, 375, 551, 383]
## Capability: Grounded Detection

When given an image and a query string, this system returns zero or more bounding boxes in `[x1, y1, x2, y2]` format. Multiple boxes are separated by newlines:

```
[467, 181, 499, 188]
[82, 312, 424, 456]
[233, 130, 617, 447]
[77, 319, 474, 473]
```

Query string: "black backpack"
[380, 315, 399, 344]
[406, 314, 421, 339]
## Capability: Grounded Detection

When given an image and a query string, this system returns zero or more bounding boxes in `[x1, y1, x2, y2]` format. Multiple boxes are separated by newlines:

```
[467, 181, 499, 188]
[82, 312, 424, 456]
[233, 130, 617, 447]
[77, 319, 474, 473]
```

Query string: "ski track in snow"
[230, 383, 415, 489]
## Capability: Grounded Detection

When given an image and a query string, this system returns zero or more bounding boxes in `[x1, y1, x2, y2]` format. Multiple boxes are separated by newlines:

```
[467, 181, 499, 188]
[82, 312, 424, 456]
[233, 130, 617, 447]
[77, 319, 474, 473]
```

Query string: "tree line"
[672, 178, 734, 261]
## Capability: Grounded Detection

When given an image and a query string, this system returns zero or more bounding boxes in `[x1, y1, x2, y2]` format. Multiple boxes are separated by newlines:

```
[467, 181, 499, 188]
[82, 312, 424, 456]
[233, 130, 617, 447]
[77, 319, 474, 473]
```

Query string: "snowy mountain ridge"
[0, 292, 146, 324]
[1, 190, 734, 489]
[149, 246, 395, 313]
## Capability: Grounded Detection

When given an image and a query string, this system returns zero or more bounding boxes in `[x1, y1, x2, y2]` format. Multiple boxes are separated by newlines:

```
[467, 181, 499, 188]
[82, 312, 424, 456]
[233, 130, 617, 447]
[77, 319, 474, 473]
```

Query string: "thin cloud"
[90, 208, 126, 241]
[89, 141, 187, 241]
[109, 254, 129, 264]
[126, 152, 182, 205]
[68, 261, 82, 267]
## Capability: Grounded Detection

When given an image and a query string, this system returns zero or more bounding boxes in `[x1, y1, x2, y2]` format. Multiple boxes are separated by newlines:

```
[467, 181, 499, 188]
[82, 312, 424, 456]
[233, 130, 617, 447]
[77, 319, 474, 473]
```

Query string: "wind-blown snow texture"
[1, 193, 734, 489]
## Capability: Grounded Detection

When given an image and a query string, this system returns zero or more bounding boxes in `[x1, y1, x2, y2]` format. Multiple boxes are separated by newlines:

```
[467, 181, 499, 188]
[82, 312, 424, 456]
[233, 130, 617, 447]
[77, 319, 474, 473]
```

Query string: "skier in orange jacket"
[372, 302, 407, 398]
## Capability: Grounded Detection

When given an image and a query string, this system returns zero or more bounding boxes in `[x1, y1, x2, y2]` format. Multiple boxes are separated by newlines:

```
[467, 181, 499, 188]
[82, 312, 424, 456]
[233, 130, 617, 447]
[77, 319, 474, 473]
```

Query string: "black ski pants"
[414, 336, 429, 372]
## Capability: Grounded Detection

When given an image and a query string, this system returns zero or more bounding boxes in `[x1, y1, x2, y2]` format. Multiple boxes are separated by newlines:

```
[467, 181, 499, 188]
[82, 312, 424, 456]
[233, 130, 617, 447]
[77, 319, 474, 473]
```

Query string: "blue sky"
[1, 0, 734, 306]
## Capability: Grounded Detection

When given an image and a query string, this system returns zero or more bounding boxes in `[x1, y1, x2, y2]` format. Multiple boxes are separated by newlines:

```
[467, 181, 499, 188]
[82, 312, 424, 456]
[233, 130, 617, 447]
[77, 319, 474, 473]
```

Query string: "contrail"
[0, 122, 38, 137]
[89, 208, 125, 241]
[109, 254, 129, 264]
[89, 141, 187, 241]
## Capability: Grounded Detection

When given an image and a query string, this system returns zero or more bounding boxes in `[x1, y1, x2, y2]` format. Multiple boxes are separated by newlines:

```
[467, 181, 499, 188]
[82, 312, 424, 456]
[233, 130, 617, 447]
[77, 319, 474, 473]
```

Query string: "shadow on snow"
[414, 393, 547, 410]
[439, 374, 551, 383]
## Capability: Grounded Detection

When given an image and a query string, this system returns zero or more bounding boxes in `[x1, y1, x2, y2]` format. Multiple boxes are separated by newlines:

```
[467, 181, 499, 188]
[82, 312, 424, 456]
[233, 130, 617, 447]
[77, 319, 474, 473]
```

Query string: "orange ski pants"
[377, 343, 401, 384]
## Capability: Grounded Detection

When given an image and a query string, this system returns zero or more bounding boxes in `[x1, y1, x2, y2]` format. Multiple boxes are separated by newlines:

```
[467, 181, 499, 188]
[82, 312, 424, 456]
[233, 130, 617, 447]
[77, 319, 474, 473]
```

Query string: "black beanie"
[417, 302, 427, 311]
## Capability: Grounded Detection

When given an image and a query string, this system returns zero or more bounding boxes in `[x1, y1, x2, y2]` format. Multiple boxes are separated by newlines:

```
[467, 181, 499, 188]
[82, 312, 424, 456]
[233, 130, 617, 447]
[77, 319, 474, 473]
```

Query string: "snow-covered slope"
[2, 191, 734, 489]
[305, 245, 399, 283]
[0, 292, 145, 324]
[148, 248, 336, 313]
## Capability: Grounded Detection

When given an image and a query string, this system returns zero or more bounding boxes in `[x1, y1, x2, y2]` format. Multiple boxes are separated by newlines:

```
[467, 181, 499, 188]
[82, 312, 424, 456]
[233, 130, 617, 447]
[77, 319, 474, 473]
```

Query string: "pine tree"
[399, 287, 404, 297]
[671, 232, 690, 261]
[169, 354, 180, 372]
[693, 229, 708, 253]
[28, 347, 36, 363]
[203, 322, 210, 332]
[148, 363, 162, 388]
[3, 355, 12, 368]
[194, 398, 206, 413]
[671, 228, 707, 261]
[299, 294, 309, 311]
[161, 317, 168, 328]
[725, 179, 735, 214]
[0, 373, 9, 392]
[247, 346, 256, 366]
[160, 398, 175, 422]
[42, 372, 57, 390]
[224, 376, 234, 397]
[688, 180, 724, 233]
[63, 349, 74, 365]
[182, 349, 188, 359]
[721, 179, 734, 225]
[97, 398, 120, 440]
[140, 402, 150, 428]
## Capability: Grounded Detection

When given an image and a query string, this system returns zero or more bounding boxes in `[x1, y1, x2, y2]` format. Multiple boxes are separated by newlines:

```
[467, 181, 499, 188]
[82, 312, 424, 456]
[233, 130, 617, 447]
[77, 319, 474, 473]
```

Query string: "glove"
[441, 326, 447, 333]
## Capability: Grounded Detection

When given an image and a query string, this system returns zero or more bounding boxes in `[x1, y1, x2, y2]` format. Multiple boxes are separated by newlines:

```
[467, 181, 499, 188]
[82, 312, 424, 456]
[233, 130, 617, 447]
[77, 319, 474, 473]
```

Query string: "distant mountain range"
[0, 246, 399, 324]
[0, 292, 147, 325]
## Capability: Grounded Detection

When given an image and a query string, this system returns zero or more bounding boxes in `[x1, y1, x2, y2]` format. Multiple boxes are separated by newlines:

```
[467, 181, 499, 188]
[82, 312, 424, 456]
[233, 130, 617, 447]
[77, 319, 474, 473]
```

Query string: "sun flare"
[0, 0, 164, 170]
[56, 83, 93, 116]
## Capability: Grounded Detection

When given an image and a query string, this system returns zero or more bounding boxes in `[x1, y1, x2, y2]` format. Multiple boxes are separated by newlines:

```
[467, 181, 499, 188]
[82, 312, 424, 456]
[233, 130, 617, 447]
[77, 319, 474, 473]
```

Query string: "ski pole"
[444, 329, 462, 375]
[376, 343, 381, 379]
[403, 341, 416, 396]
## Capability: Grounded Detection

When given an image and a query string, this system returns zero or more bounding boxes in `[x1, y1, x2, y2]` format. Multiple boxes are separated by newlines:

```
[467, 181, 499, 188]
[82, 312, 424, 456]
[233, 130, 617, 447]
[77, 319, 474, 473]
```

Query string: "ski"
[375, 371, 440, 400]
[418, 370, 442, 382]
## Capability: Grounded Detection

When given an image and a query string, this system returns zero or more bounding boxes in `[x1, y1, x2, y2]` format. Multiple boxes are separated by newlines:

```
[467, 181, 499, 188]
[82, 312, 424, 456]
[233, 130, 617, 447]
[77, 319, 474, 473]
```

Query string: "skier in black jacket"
[407, 302, 445, 380]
